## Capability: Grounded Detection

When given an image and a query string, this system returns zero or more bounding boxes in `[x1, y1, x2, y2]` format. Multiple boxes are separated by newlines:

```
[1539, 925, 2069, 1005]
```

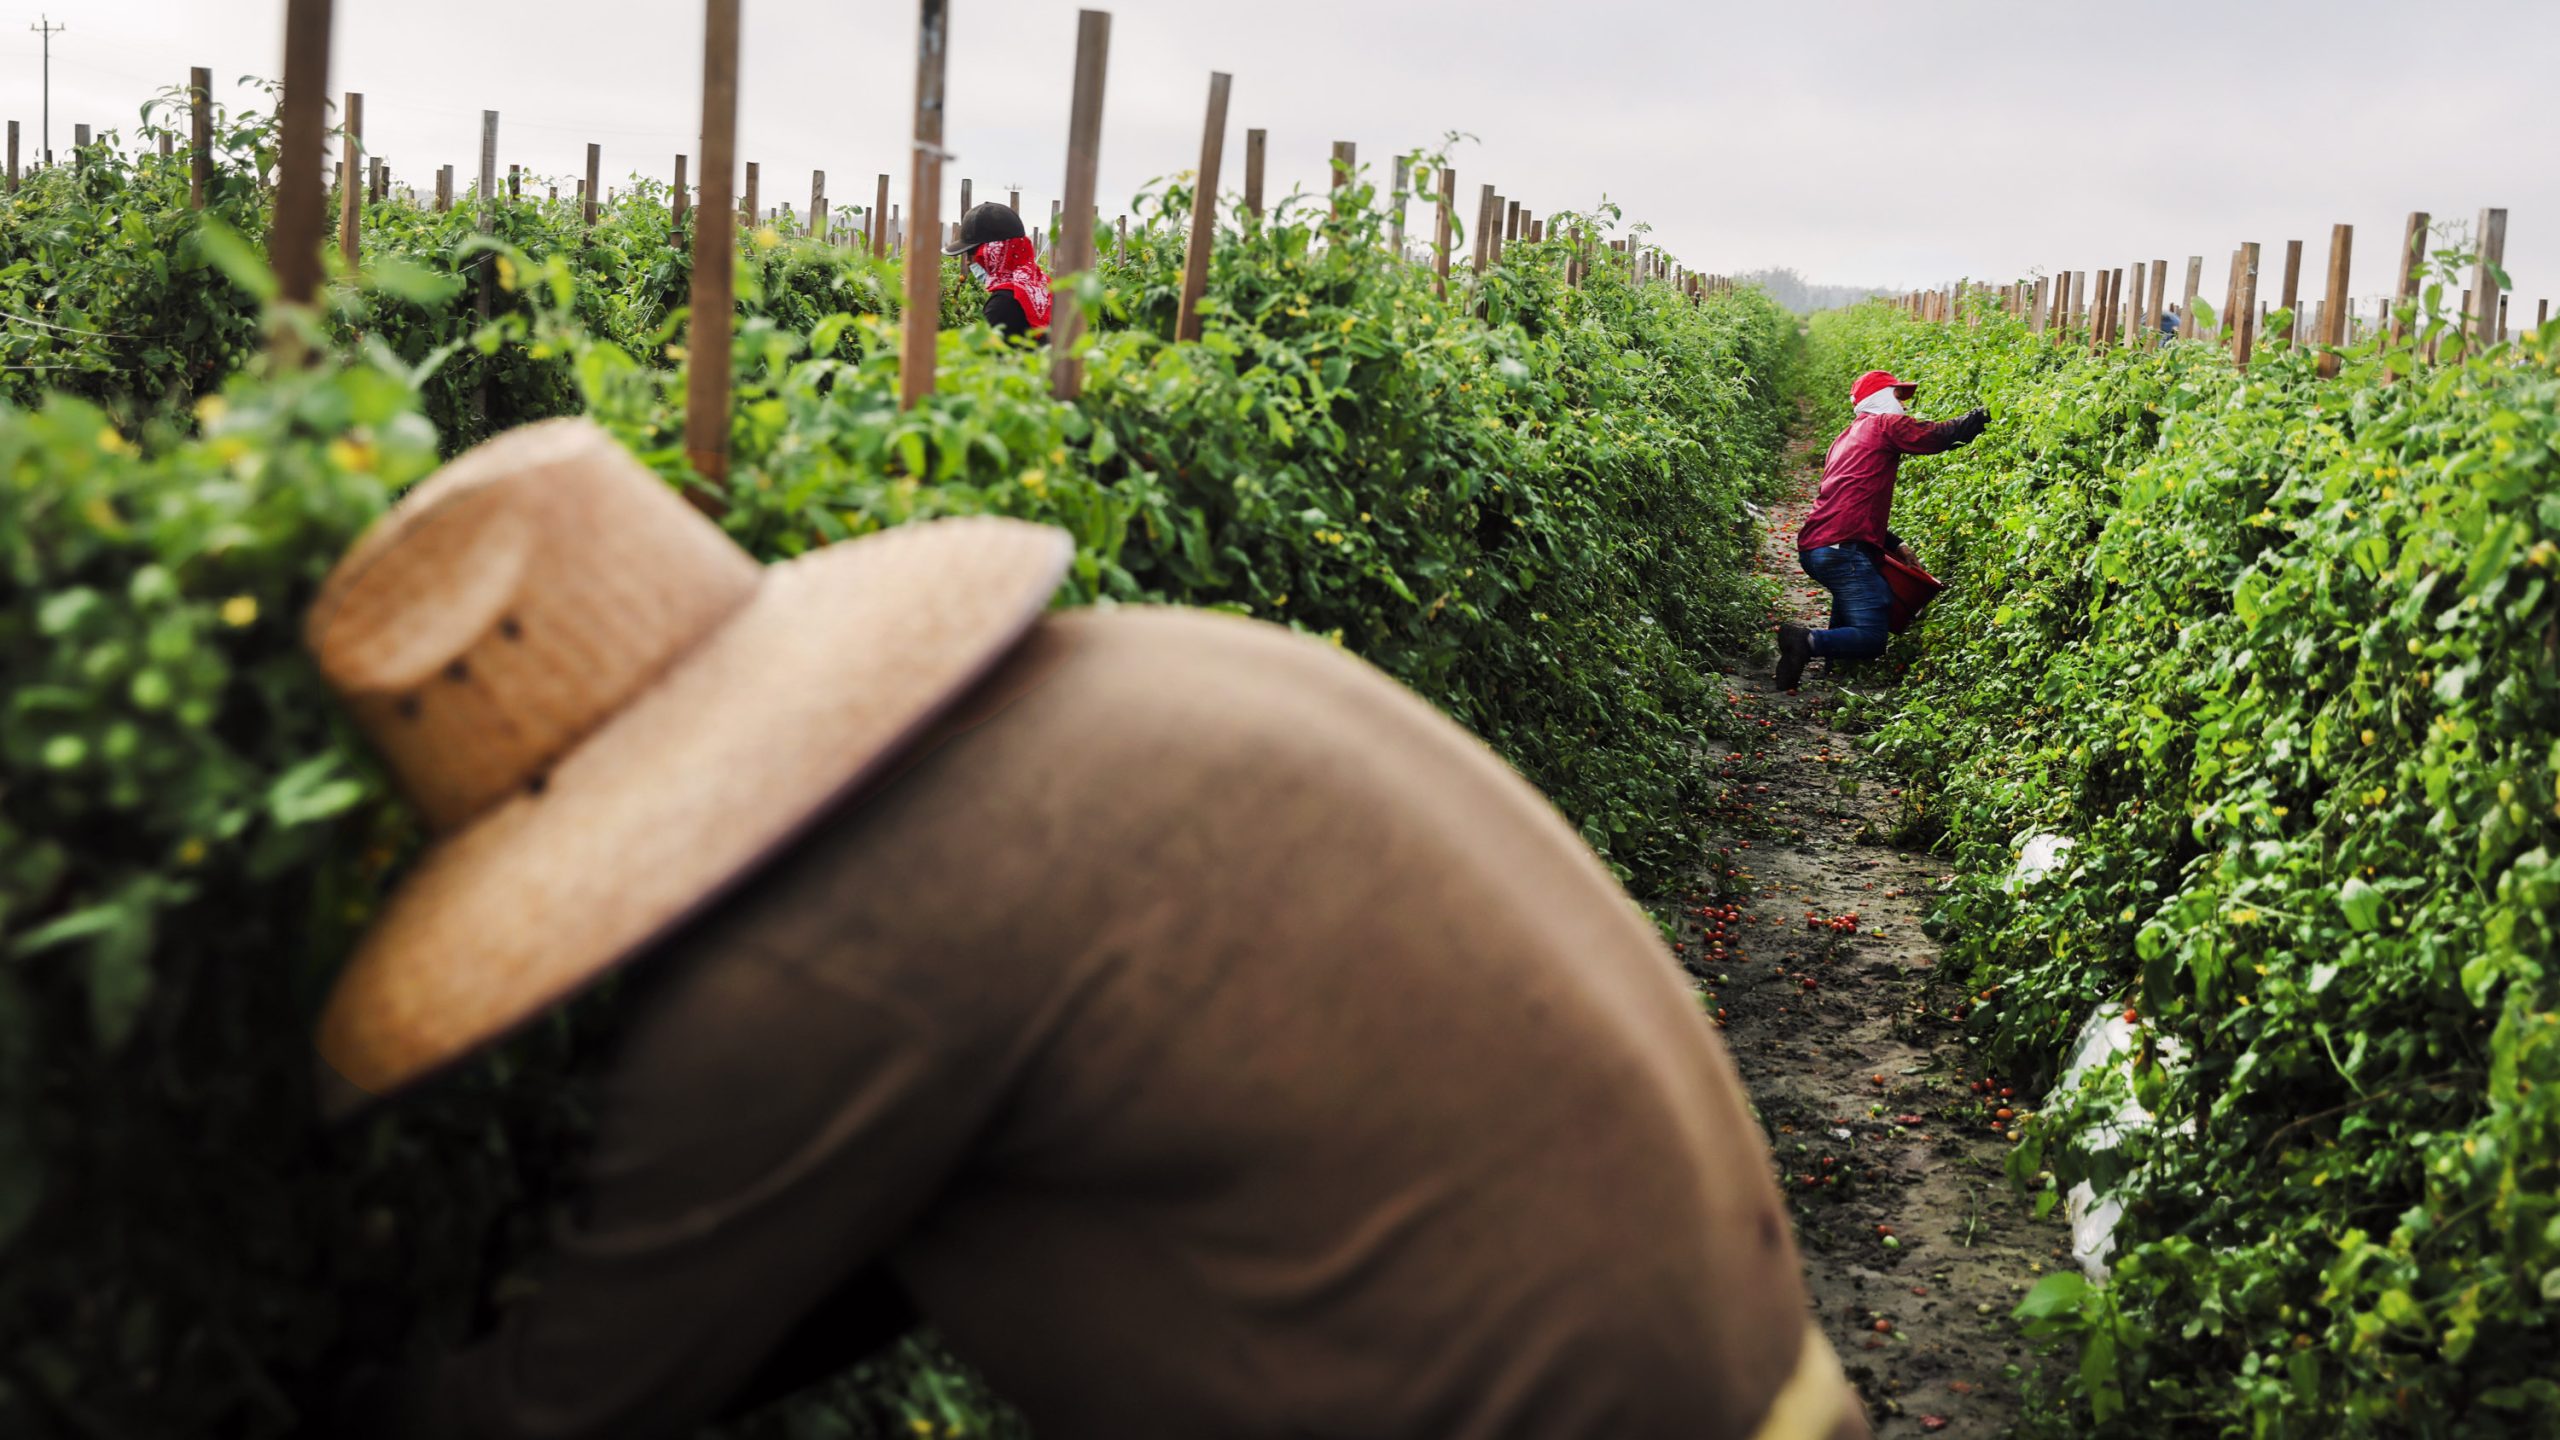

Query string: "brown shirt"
[366, 608, 1854, 1439]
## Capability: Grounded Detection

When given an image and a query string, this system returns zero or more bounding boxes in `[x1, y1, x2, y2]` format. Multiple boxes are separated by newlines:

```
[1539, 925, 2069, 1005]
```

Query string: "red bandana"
[971, 237, 1053, 331]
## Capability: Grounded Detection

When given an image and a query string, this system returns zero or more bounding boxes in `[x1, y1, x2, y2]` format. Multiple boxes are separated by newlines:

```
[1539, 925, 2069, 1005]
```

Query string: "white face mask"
[1853, 389, 1906, 417]
[968, 262, 992, 285]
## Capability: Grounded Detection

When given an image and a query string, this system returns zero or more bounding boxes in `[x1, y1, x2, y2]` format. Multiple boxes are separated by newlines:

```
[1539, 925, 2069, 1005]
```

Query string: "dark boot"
[1773, 625, 1813, 692]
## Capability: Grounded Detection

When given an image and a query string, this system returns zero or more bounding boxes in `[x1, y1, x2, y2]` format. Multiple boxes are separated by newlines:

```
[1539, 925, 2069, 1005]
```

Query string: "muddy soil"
[1669, 416, 2067, 1438]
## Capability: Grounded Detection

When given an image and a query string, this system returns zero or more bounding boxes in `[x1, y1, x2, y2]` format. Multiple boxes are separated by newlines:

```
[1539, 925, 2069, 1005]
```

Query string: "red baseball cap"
[1849, 370, 1920, 405]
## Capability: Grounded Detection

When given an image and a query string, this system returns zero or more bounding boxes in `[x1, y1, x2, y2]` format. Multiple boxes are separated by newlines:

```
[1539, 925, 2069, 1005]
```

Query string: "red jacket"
[1798, 413, 1971, 553]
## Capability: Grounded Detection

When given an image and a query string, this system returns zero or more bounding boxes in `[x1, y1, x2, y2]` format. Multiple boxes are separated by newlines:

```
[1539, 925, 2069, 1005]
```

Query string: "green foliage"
[0, 127, 1789, 1438]
[1812, 287, 2560, 1436]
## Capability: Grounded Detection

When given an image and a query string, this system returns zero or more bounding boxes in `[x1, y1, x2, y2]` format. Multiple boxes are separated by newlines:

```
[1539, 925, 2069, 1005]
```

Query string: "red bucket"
[1876, 550, 1946, 634]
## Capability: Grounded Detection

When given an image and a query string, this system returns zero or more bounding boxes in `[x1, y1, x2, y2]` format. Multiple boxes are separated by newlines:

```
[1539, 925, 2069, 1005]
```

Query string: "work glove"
[1949, 407, 1991, 444]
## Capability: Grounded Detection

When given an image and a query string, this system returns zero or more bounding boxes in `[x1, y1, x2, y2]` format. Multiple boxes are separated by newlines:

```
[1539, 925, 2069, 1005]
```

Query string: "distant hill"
[1737, 268, 1894, 315]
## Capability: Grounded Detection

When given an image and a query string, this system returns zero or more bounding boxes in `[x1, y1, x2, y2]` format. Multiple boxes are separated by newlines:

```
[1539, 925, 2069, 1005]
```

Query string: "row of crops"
[1808, 287, 2559, 1433]
[0, 96, 1794, 1433]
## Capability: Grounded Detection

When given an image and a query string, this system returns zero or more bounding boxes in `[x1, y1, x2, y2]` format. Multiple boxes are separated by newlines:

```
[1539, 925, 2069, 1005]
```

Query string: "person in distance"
[316, 418, 1870, 1439]
[946, 200, 1051, 341]
[1774, 370, 1988, 690]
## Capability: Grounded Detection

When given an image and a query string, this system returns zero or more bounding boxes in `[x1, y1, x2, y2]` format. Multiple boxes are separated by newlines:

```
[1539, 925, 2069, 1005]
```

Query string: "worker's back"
[590, 606, 1859, 1439]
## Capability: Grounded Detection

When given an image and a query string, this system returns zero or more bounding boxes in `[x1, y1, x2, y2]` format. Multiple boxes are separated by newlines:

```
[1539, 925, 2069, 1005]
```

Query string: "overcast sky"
[5, 0, 2552, 313]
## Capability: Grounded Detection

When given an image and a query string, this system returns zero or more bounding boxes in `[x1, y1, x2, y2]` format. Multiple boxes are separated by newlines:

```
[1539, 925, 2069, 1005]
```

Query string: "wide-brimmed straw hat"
[304, 418, 1070, 1114]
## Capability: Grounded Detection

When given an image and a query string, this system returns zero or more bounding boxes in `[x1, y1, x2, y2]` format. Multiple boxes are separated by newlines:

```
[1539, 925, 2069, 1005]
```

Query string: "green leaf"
[2014, 1270, 2091, 1321]
[2338, 877, 2383, 932]
[266, 753, 370, 828]
[193, 215, 278, 303]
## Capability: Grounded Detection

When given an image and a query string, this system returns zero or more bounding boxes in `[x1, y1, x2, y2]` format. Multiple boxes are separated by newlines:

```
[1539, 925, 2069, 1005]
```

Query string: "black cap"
[944, 202, 1027, 256]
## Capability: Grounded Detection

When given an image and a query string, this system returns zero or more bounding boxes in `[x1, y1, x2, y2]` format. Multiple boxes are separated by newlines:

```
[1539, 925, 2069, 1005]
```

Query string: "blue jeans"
[1799, 544, 1892, 659]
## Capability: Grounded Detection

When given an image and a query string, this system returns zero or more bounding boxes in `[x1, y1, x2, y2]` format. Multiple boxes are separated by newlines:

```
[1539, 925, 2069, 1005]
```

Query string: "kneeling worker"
[1775, 369, 1988, 690]
[945, 200, 1051, 340]
[320, 419, 1869, 1439]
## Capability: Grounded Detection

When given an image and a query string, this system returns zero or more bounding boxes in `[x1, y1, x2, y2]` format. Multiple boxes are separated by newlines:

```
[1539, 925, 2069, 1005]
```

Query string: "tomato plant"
[1813, 277, 2560, 1435]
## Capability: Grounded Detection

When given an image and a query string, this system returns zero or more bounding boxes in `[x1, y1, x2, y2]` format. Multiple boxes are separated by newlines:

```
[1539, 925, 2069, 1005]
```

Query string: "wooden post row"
[685, 0, 741, 493]
[2276, 239, 2303, 347]
[2472, 207, 2506, 350]
[900, 0, 950, 406]
[1432, 167, 1454, 300]
[2317, 223, 2352, 380]
[1049, 9, 1109, 401]
[338, 90, 362, 268]
[272, 0, 334, 339]
[2233, 242, 2261, 370]
[1243, 128, 1266, 218]
[188, 66, 212, 208]
[1389, 154, 1409, 249]
[1174, 70, 1231, 344]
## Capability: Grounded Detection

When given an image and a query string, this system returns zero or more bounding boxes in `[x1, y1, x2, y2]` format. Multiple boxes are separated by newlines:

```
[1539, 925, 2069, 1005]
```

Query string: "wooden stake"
[685, 0, 741, 494]
[1050, 8, 1109, 401]
[183, 66, 213, 208]
[1330, 139, 1354, 191]
[1389, 154, 1409, 248]
[807, 168, 826, 239]
[583, 143, 601, 226]
[2276, 238, 2303, 347]
[743, 160, 760, 226]
[2145, 259, 2166, 347]
[2233, 242, 2261, 370]
[901, 0, 950, 406]
[1471, 184, 1494, 272]
[2471, 207, 2506, 350]
[1432, 166, 1454, 300]
[2179, 255, 2202, 339]
[2221, 249, 2240, 347]
[5, 122, 16, 193]
[2029, 275, 2048, 334]
[338, 91, 362, 268]
[873, 174, 891, 257]
[959, 176, 972, 217]
[672, 153, 689, 230]
[273, 0, 333, 331]
[2386, 210, 2428, 374]
[2317, 222, 2352, 380]
[1243, 128, 1266, 218]
[1173, 70, 1231, 344]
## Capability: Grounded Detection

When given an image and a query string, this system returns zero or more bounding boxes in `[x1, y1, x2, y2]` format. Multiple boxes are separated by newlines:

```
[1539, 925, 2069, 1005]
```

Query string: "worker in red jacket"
[1774, 370, 1987, 690]
[945, 201, 1052, 340]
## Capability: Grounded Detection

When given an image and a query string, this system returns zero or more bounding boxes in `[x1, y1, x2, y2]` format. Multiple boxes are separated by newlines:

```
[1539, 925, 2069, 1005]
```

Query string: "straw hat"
[305, 418, 1071, 1113]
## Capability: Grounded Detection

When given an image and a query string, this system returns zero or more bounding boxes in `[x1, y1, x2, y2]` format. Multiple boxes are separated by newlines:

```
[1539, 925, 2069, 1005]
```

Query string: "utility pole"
[30, 15, 64, 167]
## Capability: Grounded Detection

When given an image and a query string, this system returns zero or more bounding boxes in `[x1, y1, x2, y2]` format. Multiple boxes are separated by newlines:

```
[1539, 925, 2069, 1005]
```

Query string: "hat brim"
[314, 516, 1072, 1114]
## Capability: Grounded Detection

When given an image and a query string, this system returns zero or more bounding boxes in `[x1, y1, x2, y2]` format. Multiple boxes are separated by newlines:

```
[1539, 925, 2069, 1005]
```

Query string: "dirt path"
[1669, 416, 2061, 1438]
